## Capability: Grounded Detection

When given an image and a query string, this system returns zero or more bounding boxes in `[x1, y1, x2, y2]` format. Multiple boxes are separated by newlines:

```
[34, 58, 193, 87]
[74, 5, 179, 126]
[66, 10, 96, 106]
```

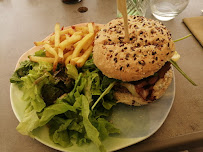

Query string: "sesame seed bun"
[93, 16, 175, 82]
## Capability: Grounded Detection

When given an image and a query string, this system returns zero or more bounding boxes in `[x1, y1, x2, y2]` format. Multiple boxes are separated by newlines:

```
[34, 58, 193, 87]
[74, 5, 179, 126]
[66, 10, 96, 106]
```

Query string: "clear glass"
[150, 0, 189, 21]
[117, 0, 149, 17]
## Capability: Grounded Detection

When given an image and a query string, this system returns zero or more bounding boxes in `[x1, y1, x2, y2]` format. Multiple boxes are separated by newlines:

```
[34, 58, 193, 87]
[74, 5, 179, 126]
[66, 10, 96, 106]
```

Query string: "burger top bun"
[93, 16, 175, 82]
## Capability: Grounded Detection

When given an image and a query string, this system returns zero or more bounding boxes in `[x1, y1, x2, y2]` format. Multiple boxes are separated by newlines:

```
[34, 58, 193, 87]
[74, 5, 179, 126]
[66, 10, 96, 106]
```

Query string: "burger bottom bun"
[114, 68, 173, 106]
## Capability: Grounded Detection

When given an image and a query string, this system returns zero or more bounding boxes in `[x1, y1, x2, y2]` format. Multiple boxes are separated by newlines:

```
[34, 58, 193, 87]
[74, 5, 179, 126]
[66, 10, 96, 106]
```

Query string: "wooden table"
[0, 0, 202, 152]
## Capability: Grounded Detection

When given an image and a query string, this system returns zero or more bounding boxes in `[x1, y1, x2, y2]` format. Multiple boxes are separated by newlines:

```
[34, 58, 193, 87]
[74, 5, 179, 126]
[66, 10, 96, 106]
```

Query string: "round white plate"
[10, 23, 175, 152]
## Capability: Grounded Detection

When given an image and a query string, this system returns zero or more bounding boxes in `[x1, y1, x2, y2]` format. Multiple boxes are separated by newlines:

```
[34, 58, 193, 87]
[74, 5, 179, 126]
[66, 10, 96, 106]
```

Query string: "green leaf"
[170, 59, 197, 86]
[174, 34, 192, 42]
[102, 100, 116, 110]
[97, 118, 120, 140]
[34, 49, 46, 57]
[10, 60, 37, 84]
[66, 64, 78, 80]
[52, 119, 73, 147]
[39, 101, 76, 126]
[16, 103, 39, 136]
[91, 81, 117, 110]
[81, 95, 106, 152]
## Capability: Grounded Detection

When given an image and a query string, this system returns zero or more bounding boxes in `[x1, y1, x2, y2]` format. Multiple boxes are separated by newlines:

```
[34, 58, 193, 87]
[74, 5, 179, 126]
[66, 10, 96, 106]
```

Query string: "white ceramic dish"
[10, 23, 175, 152]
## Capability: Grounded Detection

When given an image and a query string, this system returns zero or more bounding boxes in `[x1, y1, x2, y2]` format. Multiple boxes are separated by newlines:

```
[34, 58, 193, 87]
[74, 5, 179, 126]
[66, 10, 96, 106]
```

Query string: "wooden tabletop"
[0, 0, 202, 152]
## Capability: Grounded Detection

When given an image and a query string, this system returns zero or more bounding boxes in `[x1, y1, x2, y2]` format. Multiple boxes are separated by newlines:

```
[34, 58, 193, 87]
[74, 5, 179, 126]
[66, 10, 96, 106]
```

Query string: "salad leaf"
[66, 64, 78, 80]
[16, 103, 39, 136]
[10, 60, 37, 84]
[96, 118, 120, 141]
[34, 49, 46, 57]
[20, 62, 54, 112]
[39, 100, 76, 126]
[52, 119, 73, 147]
[12, 55, 119, 152]
[41, 84, 64, 105]
[81, 95, 106, 152]
[91, 81, 117, 110]
[82, 55, 97, 70]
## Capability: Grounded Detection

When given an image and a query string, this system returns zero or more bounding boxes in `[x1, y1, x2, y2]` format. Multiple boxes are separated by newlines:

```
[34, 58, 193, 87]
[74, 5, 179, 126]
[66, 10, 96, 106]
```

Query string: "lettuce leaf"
[66, 64, 78, 80]
[34, 49, 46, 57]
[52, 119, 73, 147]
[16, 103, 39, 136]
[13, 56, 119, 152]
[10, 60, 37, 84]
[81, 95, 106, 152]
[39, 101, 76, 126]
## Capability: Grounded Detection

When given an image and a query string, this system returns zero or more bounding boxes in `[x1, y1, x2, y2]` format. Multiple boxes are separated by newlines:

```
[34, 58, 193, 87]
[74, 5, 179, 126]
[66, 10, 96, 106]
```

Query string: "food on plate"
[32, 22, 99, 70]
[10, 23, 120, 152]
[10, 16, 195, 152]
[93, 16, 175, 106]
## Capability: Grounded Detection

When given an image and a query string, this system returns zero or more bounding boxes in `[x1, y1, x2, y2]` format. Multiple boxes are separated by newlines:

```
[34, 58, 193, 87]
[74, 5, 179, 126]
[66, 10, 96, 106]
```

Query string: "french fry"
[44, 44, 59, 71]
[55, 23, 60, 48]
[70, 57, 80, 66]
[60, 35, 67, 42]
[45, 51, 55, 58]
[60, 28, 75, 35]
[76, 45, 93, 67]
[58, 48, 64, 59]
[73, 40, 80, 48]
[59, 32, 82, 51]
[65, 54, 72, 65]
[88, 23, 94, 33]
[49, 28, 75, 43]
[53, 55, 59, 71]
[64, 50, 73, 60]
[65, 34, 70, 39]
[34, 40, 50, 46]
[75, 26, 89, 34]
[83, 36, 94, 50]
[71, 33, 94, 58]
[29, 56, 55, 63]
[44, 44, 57, 56]
[32, 23, 96, 70]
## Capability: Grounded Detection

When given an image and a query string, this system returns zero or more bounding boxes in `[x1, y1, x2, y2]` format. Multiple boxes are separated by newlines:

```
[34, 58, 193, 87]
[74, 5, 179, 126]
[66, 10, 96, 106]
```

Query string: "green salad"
[10, 51, 120, 152]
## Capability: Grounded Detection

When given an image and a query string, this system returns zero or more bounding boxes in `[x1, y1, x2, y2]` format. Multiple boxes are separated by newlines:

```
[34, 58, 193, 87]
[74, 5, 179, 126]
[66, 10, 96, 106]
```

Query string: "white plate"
[10, 23, 175, 151]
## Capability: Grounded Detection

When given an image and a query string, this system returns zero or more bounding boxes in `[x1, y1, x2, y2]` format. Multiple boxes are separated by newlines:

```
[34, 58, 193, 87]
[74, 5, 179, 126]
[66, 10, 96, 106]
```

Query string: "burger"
[93, 16, 175, 106]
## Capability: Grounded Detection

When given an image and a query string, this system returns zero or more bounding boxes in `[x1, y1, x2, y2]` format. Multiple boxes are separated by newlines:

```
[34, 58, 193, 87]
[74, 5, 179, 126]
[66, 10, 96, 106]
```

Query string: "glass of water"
[150, 0, 189, 21]
[117, 0, 149, 17]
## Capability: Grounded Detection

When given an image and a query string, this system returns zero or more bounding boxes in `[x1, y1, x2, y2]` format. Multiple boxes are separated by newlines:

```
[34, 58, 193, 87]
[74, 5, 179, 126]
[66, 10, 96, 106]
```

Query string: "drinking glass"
[117, 0, 148, 17]
[150, 0, 189, 21]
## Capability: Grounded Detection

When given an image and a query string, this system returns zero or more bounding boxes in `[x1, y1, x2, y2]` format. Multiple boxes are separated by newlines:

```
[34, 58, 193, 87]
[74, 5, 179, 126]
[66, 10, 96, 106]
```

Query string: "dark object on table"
[78, 7, 88, 13]
[62, 0, 82, 4]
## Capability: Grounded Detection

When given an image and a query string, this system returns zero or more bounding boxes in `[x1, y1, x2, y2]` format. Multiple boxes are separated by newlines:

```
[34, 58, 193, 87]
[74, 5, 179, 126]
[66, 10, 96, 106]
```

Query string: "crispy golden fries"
[30, 23, 100, 70]
[54, 23, 60, 48]
[29, 56, 55, 63]
[76, 45, 93, 67]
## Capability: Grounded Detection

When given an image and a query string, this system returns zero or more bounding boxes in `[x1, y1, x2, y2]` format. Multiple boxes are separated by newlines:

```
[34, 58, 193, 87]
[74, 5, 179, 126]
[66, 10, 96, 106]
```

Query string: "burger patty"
[114, 61, 171, 101]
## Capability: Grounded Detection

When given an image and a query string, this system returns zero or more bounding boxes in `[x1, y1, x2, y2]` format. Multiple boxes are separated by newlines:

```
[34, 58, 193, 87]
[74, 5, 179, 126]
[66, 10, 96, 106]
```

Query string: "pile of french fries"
[29, 23, 100, 71]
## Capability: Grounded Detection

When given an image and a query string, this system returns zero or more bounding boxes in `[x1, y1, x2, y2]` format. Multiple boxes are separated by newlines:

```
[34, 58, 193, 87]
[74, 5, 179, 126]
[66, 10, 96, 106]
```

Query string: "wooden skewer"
[117, 0, 129, 42]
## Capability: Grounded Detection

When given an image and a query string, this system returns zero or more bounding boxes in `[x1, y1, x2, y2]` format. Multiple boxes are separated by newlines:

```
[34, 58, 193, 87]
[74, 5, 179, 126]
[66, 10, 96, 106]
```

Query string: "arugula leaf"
[39, 101, 76, 127]
[91, 81, 117, 110]
[81, 95, 106, 152]
[170, 59, 197, 86]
